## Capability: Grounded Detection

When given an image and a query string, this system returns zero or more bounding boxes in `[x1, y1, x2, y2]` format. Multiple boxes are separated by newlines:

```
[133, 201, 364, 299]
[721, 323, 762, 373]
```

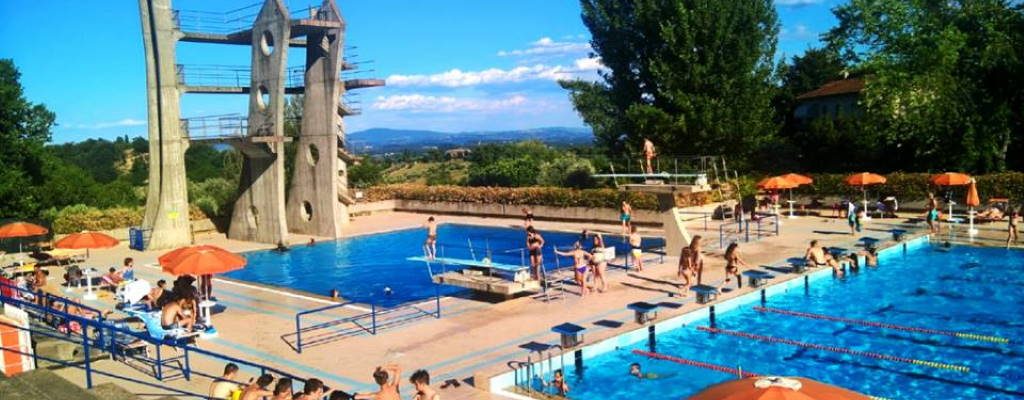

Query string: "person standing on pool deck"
[590, 233, 608, 293]
[926, 205, 940, 234]
[1008, 207, 1019, 247]
[621, 201, 633, 236]
[423, 216, 437, 260]
[677, 246, 693, 296]
[628, 226, 643, 272]
[522, 207, 534, 228]
[555, 242, 592, 297]
[689, 235, 705, 284]
[723, 242, 748, 290]
[643, 138, 656, 174]
[526, 226, 545, 280]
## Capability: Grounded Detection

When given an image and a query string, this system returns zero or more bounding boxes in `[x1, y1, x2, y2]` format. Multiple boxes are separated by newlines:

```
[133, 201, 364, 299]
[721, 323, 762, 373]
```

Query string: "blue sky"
[0, 0, 841, 143]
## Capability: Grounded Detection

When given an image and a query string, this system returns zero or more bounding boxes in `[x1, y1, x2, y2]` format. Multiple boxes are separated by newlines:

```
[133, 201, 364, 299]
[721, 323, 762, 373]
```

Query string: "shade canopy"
[689, 376, 871, 400]
[0, 222, 49, 239]
[930, 172, 972, 186]
[757, 176, 798, 190]
[966, 179, 980, 207]
[159, 245, 246, 276]
[844, 172, 887, 187]
[55, 231, 119, 249]
[779, 173, 813, 186]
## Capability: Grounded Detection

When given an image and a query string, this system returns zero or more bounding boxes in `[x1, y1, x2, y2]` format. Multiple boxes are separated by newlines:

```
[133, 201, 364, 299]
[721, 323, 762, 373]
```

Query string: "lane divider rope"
[697, 326, 971, 373]
[754, 306, 1010, 344]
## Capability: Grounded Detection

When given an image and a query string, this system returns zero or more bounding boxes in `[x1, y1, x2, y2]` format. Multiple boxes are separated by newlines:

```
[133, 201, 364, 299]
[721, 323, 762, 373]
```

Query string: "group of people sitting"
[804, 239, 877, 277]
[210, 362, 442, 400]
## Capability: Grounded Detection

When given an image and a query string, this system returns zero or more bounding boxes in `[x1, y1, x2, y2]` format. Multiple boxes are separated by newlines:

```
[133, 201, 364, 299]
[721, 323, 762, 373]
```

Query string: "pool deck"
[32, 207, 1000, 399]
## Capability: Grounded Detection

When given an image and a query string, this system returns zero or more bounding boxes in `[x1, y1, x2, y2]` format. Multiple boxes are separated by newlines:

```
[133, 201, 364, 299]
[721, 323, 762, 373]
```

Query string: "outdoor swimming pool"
[508, 239, 1024, 399]
[229, 224, 664, 307]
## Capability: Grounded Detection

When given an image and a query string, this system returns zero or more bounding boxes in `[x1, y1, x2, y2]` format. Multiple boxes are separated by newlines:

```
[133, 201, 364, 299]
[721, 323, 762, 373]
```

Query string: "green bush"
[538, 155, 597, 189]
[50, 205, 144, 234]
[188, 178, 236, 217]
[467, 158, 538, 187]
[365, 184, 712, 210]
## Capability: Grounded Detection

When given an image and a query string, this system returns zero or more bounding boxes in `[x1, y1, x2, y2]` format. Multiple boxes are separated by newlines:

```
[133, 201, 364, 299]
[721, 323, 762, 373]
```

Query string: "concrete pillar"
[138, 0, 192, 250]
[657, 193, 692, 256]
[228, 0, 291, 244]
[286, 1, 347, 237]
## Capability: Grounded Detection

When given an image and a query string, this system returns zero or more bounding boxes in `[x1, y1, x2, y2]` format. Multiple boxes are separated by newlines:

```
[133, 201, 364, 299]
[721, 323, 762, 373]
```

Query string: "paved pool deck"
[32, 206, 984, 399]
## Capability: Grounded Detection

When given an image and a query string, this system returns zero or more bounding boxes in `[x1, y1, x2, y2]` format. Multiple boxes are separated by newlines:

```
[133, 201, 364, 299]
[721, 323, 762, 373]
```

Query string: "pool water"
[230, 224, 664, 307]
[558, 244, 1024, 400]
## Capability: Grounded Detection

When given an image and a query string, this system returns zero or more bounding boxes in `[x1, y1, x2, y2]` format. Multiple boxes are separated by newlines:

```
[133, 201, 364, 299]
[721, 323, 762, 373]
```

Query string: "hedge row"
[364, 184, 714, 210]
[789, 172, 1024, 204]
[47, 204, 208, 234]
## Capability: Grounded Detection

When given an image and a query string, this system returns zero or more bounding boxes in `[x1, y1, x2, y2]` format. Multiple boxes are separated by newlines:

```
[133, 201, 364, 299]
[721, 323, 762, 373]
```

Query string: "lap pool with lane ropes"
[511, 239, 1024, 400]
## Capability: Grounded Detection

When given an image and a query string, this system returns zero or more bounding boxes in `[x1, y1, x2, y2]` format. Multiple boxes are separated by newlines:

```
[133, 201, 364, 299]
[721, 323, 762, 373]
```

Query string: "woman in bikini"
[689, 235, 705, 285]
[555, 242, 592, 297]
[723, 242, 748, 291]
[526, 227, 545, 280]
[677, 246, 693, 296]
[590, 233, 608, 293]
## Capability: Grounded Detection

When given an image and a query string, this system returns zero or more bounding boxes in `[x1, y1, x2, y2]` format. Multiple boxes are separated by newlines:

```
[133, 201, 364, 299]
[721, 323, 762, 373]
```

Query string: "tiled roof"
[796, 78, 864, 100]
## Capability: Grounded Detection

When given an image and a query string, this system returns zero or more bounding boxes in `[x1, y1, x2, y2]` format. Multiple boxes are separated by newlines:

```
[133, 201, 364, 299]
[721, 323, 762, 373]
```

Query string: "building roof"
[796, 78, 864, 100]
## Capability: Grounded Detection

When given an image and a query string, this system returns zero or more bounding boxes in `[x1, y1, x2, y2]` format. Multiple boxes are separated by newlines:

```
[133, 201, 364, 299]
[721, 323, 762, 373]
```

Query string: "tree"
[826, 0, 1024, 172]
[562, 0, 780, 167]
[0, 59, 56, 218]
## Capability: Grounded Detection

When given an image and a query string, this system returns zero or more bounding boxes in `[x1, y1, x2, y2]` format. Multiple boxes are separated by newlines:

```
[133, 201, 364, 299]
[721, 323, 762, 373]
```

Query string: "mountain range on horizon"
[346, 127, 593, 154]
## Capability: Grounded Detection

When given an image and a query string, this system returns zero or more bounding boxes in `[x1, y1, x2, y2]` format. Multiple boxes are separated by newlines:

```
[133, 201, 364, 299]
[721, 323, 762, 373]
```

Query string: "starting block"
[627, 302, 660, 324]
[551, 323, 586, 348]
[742, 270, 774, 288]
[691, 285, 718, 304]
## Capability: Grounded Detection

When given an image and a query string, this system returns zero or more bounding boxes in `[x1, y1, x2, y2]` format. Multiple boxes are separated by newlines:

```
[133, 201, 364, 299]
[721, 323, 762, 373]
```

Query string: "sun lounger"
[124, 310, 200, 344]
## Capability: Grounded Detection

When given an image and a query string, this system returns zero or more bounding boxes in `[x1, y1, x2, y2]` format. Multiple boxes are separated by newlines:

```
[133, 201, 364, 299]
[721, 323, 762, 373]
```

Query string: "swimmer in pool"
[550, 369, 569, 396]
[629, 363, 660, 380]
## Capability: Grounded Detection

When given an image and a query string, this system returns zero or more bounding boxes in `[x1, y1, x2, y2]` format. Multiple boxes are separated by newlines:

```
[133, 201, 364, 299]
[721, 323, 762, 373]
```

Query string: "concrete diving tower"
[594, 171, 711, 254]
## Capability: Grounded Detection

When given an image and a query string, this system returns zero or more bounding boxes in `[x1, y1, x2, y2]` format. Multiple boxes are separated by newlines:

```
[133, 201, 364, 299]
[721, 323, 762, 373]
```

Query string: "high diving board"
[408, 256, 540, 297]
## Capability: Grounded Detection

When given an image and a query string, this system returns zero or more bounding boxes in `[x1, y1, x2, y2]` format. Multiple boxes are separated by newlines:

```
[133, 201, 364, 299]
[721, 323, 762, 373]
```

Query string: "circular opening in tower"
[301, 201, 313, 221]
[307, 143, 320, 166]
[257, 85, 270, 110]
[247, 205, 260, 229]
[260, 31, 275, 56]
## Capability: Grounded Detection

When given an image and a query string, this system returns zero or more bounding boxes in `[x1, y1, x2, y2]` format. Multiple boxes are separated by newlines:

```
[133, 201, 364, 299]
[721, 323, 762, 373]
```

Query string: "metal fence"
[719, 213, 781, 249]
[293, 292, 442, 354]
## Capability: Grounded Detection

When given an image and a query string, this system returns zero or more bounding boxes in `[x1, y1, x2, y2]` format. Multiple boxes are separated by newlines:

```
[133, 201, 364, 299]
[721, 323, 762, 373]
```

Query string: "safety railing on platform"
[0, 289, 324, 397]
[180, 114, 248, 140]
[718, 213, 781, 249]
[172, 3, 261, 34]
[293, 292, 442, 354]
[677, 210, 711, 232]
[175, 64, 308, 89]
[594, 155, 723, 186]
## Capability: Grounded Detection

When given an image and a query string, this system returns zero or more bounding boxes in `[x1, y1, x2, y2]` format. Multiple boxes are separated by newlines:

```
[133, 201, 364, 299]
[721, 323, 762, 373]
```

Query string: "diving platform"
[408, 256, 542, 297]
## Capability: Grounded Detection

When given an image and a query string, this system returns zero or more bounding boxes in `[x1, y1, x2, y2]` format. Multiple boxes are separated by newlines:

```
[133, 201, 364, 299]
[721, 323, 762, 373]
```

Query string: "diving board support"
[660, 194, 692, 255]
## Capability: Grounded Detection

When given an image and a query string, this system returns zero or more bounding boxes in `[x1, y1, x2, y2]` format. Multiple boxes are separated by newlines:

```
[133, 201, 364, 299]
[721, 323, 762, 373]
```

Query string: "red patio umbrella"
[0, 222, 49, 253]
[757, 176, 798, 190]
[54, 231, 119, 258]
[689, 376, 871, 400]
[844, 173, 887, 213]
[930, 172, 972, 187]
[779, 173, 813, 186]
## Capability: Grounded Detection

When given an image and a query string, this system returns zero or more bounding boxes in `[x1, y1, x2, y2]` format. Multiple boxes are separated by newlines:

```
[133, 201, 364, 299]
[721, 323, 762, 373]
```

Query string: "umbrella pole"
[862, 187, 869, 220]
[83, 268, 97, 301]
[969, 207, 978, 236]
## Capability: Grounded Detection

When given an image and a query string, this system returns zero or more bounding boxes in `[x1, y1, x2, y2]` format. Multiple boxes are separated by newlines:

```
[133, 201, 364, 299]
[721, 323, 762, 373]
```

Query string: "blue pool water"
[229, 224, 663, 307]
[558, 243, 1024, 400]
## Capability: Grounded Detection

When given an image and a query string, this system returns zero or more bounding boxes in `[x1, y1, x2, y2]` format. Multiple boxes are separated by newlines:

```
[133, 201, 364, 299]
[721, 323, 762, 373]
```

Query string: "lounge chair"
[124, 310, 200, 344]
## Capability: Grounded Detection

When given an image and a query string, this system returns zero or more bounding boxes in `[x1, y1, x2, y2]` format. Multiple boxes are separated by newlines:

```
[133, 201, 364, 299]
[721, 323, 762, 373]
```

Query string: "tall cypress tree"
[561, 0, 780, 166]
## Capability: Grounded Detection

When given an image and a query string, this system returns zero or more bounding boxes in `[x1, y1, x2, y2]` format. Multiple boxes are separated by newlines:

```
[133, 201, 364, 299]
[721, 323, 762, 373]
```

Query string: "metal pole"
[371, 304, 377, 335]
[155, 343, 163, 380]
[183, 347, 192, 381]
[82, 324, 93, 389]
[295, 314, 303, 354]
[435, 287, 442, 318]
[744, 221, 750, 242]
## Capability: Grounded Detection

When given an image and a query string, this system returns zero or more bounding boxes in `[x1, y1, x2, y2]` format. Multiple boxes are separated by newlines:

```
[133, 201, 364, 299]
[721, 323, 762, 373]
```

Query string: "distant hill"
[347, 127, 593, 154]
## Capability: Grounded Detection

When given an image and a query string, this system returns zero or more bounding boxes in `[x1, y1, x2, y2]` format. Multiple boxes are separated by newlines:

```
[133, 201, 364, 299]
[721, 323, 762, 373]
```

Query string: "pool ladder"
[509, 345, 566, 396]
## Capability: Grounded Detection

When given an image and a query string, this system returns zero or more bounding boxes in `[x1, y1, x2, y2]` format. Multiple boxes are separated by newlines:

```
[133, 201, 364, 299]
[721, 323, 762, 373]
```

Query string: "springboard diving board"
[408, 256, 541, 297]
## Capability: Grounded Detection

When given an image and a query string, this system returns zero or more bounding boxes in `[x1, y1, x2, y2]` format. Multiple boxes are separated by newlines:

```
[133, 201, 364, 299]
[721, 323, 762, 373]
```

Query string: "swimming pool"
[230, 224, 664, 307]
[501, 239, 1024, 399]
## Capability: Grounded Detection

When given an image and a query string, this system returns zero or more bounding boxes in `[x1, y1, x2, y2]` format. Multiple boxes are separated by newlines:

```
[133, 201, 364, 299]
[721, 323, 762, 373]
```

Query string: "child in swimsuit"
[555, 242, 591, 297]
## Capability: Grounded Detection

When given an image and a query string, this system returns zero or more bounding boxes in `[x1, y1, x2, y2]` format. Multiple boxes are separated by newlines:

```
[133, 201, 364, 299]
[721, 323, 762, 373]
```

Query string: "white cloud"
[574, 57, 604, 71]
[371, 94, 531, 113]
[497, 36, 592, 57]
[64, 118, 147, 130]
[780, 24, 816, 41]
[386, 62, 600, 88]
[775, 0, 822, 6]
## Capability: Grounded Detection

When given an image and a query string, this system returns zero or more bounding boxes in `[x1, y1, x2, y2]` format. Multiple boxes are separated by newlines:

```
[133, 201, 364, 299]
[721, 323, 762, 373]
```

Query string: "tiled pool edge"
[489, 234, 931, 398]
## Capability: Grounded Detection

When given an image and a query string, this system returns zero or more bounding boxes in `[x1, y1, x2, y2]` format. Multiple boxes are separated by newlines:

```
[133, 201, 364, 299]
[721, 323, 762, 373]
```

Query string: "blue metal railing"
[677, 211, 711, 232]
[0, 292, 322, 397]
[294, 290, 443, 354]
[718, 213, 782, 248]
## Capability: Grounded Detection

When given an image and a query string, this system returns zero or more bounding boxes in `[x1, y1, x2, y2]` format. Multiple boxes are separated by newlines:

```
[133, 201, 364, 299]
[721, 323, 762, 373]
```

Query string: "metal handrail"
[0, 294, 313, 395]
[294, 300, 358, 353]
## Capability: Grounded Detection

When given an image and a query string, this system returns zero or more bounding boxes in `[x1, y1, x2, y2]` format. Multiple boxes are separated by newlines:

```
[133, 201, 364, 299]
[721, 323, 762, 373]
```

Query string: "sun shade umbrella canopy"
[55, 231, 119, 249]
[689, 376, 872, 400]
[757, 176, 799, 190]
[158, 245, 228, 268]
[159, 246, 247, 276]
[0, 222, 48, 238]
[779, 173, 813, 186]
[930, 172, 972, 186]
[844, 173, 887, 215]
